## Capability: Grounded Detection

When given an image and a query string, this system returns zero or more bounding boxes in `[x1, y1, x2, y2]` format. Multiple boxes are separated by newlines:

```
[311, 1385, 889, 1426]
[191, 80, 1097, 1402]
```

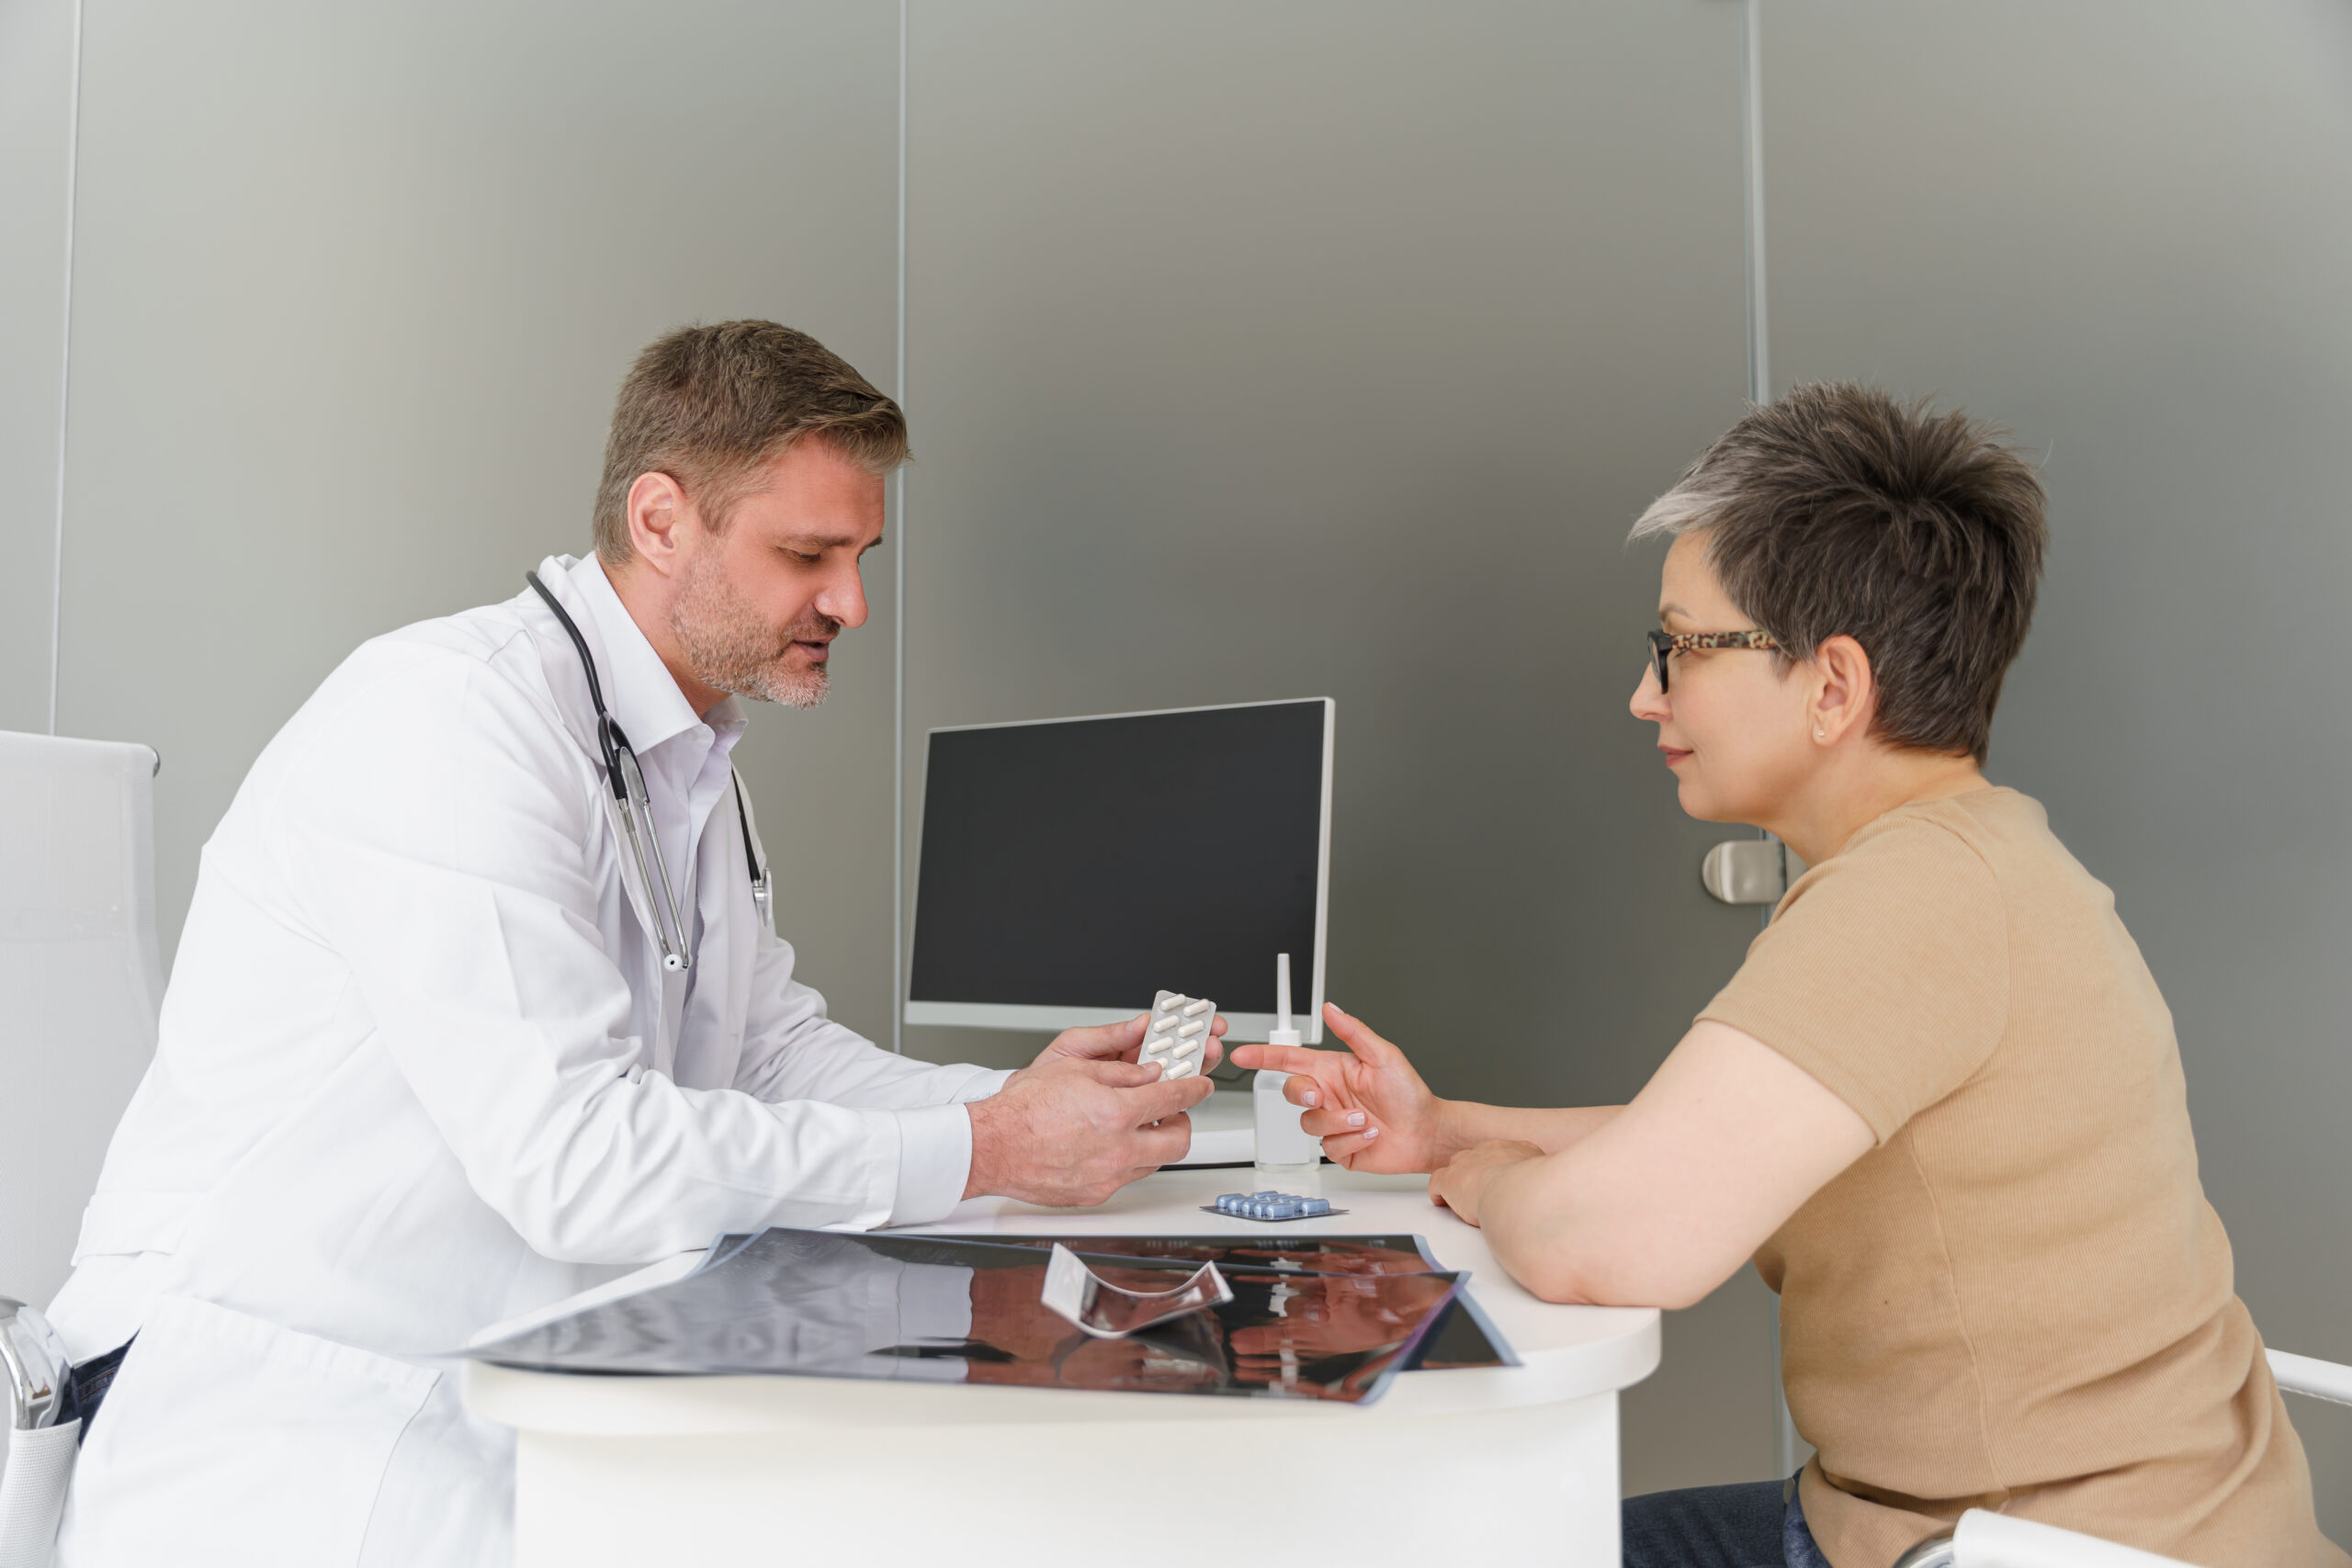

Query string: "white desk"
[464, 1168, 1659, 1566]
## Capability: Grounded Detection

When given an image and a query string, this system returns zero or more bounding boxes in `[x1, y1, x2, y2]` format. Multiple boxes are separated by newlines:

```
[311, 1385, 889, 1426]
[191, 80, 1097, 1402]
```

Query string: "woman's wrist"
[1429, 1098, 1480, 1168]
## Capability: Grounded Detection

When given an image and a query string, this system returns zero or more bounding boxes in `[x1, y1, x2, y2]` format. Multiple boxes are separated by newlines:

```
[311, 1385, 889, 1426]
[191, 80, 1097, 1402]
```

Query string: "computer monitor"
[905, 698, 1332, 1043]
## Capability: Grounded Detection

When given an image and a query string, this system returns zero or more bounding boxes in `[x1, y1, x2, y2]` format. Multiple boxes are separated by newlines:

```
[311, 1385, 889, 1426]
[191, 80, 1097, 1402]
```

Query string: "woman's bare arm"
[1434, 1100, 1623, 1157]
[1432, 1021, 1874, 1308]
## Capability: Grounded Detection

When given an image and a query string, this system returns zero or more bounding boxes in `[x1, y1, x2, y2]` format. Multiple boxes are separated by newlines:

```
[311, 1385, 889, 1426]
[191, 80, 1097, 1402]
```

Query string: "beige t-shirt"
[1702, 787, 2342, 1568]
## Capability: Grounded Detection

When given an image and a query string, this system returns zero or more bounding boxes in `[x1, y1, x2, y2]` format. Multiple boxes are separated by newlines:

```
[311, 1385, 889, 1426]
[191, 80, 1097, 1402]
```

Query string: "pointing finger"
[1230, 1043, 1338, 1077]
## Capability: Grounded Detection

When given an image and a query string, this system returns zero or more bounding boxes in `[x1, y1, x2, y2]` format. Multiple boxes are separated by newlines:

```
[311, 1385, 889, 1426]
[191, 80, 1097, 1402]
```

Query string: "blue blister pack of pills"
[1204, 1190, 1348, 1223]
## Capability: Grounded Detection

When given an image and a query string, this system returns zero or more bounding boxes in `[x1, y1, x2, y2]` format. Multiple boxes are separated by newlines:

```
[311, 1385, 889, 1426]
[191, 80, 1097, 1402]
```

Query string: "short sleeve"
[1698, 819, 2009, 1143]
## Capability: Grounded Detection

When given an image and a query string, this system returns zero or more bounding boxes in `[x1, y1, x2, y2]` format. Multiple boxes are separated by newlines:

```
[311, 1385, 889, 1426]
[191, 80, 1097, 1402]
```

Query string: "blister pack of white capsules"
[1143, 991, 1215, 1080]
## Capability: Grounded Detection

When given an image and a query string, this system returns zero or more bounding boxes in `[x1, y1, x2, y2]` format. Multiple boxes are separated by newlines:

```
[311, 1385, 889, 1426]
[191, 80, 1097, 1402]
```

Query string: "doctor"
[43, 320, 1219, 1567]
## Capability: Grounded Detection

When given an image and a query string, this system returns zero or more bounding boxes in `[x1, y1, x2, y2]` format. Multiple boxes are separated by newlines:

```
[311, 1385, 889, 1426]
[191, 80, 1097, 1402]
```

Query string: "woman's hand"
[1228, 1003, 1458, 1173]
[1427, 1139, 1546, 1226]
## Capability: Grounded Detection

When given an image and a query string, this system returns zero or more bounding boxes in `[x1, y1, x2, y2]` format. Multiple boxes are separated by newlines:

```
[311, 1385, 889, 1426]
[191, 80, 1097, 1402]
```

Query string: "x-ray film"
[466, 1228, 1495, 1404]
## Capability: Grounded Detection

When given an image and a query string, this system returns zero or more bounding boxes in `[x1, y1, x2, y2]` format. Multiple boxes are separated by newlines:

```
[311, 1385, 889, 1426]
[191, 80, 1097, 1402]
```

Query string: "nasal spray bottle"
[1253, 953, 1323, 1189]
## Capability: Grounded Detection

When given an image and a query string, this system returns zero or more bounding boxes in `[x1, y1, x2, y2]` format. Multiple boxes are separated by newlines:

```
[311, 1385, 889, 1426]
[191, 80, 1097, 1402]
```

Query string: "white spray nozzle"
[1267, 952, 1301, 1047]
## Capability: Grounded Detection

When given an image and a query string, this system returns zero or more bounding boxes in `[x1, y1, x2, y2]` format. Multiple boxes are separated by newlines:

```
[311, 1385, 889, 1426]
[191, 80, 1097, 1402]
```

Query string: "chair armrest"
[1945, 1509, 2195, 1568]
[2267, 1348, 2352, 1407]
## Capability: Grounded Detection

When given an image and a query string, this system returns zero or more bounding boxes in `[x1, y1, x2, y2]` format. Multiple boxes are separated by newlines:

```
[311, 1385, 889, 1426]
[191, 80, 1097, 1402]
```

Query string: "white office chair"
[0, 731, 164, 1567]
[1889, 1349, 2352, 1567]
[0, 730, 164, 1306]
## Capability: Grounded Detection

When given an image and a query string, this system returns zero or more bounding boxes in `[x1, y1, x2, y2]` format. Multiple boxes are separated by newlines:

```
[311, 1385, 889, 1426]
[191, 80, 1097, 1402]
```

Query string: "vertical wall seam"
[1743, 0, 1805, 1484]
[890, 0, 909, 1053]
[1741, 0, 1770, 408]
[46, 0, 87, 737]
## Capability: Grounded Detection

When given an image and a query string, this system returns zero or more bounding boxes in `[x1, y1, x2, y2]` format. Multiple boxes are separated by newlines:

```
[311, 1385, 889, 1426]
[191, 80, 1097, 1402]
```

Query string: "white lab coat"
[44, 555, 1010, 1568]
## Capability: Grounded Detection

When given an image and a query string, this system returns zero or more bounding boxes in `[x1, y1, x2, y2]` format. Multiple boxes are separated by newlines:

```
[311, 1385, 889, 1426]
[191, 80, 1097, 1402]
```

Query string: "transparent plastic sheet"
[1041, 1245, 1233, 1338]
[467, 1229, 1508, 1404]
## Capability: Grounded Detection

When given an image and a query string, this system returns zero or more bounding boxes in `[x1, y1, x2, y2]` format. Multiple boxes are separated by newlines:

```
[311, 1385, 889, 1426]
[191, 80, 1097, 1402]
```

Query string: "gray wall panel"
[51, 0, 904, 1042]
[903, 0, 1773, 1494]
[0, 0, 74, 735]
[1764, 0, 2352, 1538]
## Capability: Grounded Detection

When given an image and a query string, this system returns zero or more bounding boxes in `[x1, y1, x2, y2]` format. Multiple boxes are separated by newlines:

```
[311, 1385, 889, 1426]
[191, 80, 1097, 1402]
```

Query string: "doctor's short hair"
[1628, 382, 2047, 763]
[594, 321, 907, 565]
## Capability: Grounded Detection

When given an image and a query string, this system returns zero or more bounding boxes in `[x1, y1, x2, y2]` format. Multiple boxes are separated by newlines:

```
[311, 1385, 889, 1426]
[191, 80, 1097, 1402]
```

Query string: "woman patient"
[1234, 385, 2341, 1568]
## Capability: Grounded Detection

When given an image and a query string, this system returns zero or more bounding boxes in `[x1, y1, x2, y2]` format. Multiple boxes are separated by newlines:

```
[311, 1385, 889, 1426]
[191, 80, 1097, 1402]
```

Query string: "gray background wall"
[2, 0, 2345, 1526]
[0, 0, 75, 735]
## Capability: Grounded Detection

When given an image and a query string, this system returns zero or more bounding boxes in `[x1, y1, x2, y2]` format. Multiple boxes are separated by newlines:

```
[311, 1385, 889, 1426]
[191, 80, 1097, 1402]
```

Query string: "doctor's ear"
[624, 471, 695, 578]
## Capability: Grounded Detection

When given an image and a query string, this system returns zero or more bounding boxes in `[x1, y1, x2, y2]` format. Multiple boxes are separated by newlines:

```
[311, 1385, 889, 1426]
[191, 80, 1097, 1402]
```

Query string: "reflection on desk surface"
[705, 1229, 1450, 1277]
[466, 1228, 1505, 1404]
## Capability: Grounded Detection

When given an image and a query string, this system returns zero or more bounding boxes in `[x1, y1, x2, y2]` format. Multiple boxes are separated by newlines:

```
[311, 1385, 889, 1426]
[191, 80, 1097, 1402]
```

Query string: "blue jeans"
[1623, 1476, 1830, 1568]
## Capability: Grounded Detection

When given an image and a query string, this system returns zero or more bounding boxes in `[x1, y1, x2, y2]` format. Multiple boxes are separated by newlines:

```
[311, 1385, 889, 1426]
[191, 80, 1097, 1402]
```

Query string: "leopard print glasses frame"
[1645, 629, 1780, 694]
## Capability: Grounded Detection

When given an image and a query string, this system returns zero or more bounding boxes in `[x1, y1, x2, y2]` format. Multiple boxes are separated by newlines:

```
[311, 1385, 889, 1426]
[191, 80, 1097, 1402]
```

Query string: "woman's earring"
[1814, 727, 1826, 742]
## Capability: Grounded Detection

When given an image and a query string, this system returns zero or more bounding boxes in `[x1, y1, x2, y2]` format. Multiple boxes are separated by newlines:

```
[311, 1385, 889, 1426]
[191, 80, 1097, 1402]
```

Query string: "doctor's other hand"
[963, 1054, 1212, 1207]
[1228, 1003, 1458, 1175]
[1030, 1012, 1227, 1077]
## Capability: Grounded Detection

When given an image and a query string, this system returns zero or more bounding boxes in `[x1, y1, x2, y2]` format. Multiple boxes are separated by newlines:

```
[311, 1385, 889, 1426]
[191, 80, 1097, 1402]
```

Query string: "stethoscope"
[526, 570, 773, 973]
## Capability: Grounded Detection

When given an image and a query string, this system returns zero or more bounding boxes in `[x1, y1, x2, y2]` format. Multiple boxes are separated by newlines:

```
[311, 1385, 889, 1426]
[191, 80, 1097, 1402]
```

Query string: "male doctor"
[44, 321, 1219, 1567]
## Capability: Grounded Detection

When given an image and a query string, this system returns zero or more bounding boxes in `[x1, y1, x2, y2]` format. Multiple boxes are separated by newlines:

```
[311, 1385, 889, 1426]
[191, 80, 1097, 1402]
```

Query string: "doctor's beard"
[671, 549, 834, 709]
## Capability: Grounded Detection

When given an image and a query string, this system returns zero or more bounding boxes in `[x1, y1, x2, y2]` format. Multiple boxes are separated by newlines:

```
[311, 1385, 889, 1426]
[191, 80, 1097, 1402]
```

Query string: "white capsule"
[1182, 998, 1212, 1018]
[1168, 1041, 1200, 1060]
[1176, 1020, 1207, 1040]
[1157, 995, 1188, 1014]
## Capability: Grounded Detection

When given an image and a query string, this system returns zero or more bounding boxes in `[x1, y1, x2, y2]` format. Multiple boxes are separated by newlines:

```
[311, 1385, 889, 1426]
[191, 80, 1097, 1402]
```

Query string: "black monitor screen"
[908, 700, 1329, 1015]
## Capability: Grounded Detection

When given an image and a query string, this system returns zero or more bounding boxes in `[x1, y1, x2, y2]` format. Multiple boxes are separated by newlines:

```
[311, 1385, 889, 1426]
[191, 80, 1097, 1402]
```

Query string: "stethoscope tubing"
[526, 569, 735, 975]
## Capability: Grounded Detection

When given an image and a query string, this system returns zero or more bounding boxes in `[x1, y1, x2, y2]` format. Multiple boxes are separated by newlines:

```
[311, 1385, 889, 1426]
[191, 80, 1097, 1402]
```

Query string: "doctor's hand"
[1028, 1012, 1227, 1077]
[963, 1054, 1214, 1207]
[1229, 1003, 1459, 1175]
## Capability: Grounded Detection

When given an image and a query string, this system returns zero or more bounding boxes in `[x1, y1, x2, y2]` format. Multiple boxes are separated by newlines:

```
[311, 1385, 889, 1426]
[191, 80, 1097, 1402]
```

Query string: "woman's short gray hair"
[1628, 383, 2047, 763]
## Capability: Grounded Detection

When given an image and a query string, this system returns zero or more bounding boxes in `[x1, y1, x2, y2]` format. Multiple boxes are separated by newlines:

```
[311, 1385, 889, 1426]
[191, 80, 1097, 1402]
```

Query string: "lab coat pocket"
[57, 1294, 436, 1568]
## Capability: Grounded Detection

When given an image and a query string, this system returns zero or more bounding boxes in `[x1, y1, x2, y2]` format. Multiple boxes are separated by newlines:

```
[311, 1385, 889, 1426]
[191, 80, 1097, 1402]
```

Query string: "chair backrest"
[0, 731, 164, 1314]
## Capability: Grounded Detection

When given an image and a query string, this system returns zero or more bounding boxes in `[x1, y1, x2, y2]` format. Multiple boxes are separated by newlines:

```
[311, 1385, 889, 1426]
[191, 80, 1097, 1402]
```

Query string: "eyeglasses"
[1646, 628, 1779, 694]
